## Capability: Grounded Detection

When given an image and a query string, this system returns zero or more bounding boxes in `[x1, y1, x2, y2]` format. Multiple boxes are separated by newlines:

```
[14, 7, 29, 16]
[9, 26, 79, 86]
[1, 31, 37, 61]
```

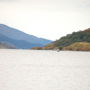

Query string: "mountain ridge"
[0, 24, 52, 49]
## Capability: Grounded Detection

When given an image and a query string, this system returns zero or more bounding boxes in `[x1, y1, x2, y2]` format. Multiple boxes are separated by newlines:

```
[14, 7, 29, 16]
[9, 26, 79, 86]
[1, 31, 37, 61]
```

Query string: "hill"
[0, 24, 52, 49]
[63, 42, 90, 51]
[41, 28, 90, 50]
[0, 42, 16, 49]
[55, 28, 90, 48]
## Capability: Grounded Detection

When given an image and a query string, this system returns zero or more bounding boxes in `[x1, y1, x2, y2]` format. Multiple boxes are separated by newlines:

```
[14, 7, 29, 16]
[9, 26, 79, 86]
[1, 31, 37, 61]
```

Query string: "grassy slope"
[32, 28, 90, 51]
[48, 28, 90, 50]
[55, 28, 90, 48]
[63, 42, 90, 51]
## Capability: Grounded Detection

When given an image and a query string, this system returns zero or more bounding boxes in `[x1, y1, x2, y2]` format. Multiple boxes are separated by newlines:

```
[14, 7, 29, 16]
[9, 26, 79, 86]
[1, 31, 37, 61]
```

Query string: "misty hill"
[0, 24, 52, 49]
[0, 42, 16, 49]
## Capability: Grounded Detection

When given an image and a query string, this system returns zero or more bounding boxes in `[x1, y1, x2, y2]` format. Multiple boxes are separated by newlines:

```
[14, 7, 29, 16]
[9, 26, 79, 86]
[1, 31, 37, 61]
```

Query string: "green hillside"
[54, 28, 90, 49]
[63, 42, 90, 51]
[32, 28, 90, 51]
[55, 28, 90, 47]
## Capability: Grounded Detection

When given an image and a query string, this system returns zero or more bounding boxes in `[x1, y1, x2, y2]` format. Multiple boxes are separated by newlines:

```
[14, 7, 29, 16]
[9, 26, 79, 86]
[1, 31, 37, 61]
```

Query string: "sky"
[0, 0, 90, 40]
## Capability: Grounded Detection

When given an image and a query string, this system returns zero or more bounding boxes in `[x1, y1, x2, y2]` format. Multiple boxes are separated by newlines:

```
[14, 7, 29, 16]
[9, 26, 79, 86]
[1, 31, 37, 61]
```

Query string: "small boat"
[57, 49, 60, 52]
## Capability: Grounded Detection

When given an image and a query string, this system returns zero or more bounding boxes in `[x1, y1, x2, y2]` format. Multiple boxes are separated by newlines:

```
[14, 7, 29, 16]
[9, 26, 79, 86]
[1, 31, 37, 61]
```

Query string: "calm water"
[0, 49, 90, 90]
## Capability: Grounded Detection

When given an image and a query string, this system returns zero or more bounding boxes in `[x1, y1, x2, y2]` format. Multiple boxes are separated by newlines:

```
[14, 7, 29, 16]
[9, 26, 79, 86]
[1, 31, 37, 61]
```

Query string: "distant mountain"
[0, 24, 52, 49]
[0, 42, 16, 49]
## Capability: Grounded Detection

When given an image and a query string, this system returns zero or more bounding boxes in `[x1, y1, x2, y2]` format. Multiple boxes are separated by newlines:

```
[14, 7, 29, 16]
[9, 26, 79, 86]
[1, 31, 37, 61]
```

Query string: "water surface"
[0, 50, 90, 90]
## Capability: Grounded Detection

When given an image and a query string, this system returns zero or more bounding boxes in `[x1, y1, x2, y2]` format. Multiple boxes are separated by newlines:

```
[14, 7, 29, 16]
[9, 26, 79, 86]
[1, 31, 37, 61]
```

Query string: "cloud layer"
[0, 0, 90, 40]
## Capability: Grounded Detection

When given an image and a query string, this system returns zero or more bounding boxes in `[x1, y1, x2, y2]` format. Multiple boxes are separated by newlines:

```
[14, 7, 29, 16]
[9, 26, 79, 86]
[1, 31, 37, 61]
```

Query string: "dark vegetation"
[55, 28, 90, 48]
[33, 28, 90, 51]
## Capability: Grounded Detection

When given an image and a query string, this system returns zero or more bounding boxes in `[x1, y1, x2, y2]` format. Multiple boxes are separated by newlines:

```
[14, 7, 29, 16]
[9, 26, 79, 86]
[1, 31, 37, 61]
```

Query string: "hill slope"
[55, 28, 90, 48]
[63, 42, 90, 51]
[0, 42, 16, 49]
[41, 28, 90, 50]
[0, 24, 52, 49]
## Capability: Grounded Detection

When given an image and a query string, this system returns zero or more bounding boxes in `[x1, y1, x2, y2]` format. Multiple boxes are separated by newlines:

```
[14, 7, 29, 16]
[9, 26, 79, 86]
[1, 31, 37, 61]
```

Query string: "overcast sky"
[0, 0, 90, 40]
